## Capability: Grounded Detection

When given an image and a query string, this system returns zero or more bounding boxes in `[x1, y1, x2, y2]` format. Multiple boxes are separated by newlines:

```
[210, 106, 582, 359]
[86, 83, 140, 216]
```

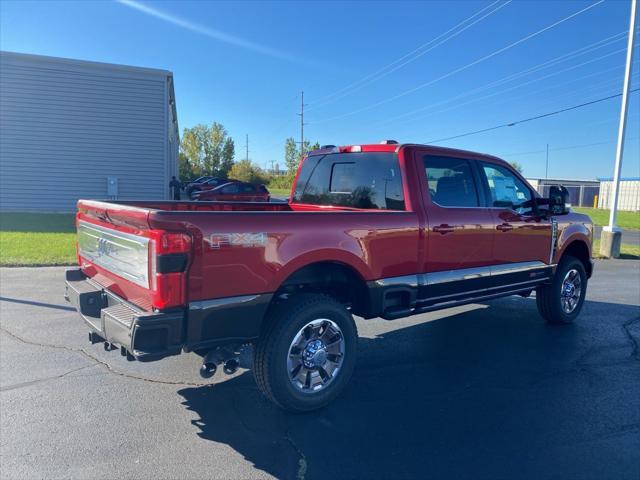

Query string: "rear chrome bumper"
[64, 268, 184, 361]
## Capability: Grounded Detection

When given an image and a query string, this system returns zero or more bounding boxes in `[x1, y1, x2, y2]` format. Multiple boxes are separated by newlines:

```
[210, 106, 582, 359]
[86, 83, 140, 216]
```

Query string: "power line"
[307, 0, 511, 110]
[311, 0, 605, 124]
[398, 48, 634, 135]
[425, 88, 640, 144]
[501, 136, 640, 158]
[376, 30, 629, 127]
[485, 106, 640, 148]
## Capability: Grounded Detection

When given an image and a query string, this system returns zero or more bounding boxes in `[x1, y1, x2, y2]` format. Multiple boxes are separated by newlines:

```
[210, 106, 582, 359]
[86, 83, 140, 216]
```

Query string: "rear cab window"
[292, 152, 405, 210]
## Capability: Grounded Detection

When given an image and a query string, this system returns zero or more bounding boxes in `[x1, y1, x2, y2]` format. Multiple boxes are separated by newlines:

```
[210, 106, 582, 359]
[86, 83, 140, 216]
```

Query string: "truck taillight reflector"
[149, 232, 191, 310]
[158, 233, 191, 254]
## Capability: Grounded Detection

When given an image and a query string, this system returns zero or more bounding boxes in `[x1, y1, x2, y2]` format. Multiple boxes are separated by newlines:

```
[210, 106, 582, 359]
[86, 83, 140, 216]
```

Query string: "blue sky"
[1, 0, 638, 179]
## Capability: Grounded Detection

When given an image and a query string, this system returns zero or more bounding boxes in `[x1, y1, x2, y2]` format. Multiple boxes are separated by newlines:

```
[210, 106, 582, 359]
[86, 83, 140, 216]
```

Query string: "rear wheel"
[253, 294, 357, 412]
[536, 255, 587, 324]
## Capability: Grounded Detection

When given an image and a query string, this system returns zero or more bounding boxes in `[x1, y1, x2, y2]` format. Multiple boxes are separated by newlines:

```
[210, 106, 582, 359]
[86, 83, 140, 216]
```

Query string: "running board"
[413, 286, 536, 315]
[381, 283, 541, 320]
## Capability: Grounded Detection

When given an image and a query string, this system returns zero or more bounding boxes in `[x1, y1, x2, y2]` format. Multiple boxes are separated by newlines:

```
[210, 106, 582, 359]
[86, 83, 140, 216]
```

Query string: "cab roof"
[307, 142, 506, 164]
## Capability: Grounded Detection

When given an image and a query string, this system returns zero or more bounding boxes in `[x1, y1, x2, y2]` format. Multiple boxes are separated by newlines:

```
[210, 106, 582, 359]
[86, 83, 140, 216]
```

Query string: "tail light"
[148, 232, 191, 310]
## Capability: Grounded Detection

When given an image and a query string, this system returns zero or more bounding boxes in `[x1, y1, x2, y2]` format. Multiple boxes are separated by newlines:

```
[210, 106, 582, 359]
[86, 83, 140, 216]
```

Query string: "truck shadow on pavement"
[178, 297, 640, 480]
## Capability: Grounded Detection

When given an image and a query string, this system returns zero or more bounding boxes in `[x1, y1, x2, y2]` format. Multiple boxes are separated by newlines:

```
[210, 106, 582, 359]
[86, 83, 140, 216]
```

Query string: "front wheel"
[253, 294, 358, 412]
[536, 255, 587, 324]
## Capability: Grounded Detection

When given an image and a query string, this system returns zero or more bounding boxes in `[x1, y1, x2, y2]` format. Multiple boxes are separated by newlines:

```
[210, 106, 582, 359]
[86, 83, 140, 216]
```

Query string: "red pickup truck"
[65, 142, 593, 412]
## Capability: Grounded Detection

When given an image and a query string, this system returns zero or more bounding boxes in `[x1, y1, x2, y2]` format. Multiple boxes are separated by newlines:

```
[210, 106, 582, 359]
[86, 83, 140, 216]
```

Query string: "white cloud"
[116, 0, 298, 62]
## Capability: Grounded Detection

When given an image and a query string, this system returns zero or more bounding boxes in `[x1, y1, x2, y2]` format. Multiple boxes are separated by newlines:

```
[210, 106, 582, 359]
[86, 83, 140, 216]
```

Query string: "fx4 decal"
[205, 233, 267, 249]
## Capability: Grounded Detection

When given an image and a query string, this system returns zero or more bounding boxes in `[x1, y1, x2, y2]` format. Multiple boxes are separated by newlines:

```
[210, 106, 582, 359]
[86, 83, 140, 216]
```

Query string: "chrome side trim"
[424, 261, 551, 286]
[550, 218, 558, 264]
[374, 275, 419, 289]
[491, 261, 550, 276]
[190, 295, 260, 311]
[425, 266, 491, 285]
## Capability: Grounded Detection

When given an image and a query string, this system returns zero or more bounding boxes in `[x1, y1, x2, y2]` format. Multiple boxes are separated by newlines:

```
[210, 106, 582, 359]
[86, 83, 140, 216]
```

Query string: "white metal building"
[0, 51, 179, 212]
[597, 178, 640, 211]
[526, 177, 601, 208]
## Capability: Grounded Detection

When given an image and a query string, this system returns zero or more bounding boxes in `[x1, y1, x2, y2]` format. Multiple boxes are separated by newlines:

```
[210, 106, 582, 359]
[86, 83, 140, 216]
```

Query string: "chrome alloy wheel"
[560, 268, 582, 314]
[287, 319, 345, 393]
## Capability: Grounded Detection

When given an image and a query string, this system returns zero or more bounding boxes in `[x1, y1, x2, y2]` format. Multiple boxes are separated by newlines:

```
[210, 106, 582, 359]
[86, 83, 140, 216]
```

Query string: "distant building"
[526, 177, 600, 208]
[597, 178, 640, 212]
[0, 51, 179, 212]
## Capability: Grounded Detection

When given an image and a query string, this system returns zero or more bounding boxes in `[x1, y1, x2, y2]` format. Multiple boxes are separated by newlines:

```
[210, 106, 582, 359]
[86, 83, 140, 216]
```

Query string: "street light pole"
[601, 0, 637, 258]
[545, 143, 549, 179]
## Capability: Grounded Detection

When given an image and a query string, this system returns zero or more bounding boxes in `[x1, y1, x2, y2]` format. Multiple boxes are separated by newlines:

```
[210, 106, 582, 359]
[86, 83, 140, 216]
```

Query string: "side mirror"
[548, 185, 570, 215]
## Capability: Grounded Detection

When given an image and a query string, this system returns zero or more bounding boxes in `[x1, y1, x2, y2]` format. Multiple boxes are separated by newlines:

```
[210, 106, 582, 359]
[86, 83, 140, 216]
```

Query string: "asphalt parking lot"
[1, 261, 639, 480]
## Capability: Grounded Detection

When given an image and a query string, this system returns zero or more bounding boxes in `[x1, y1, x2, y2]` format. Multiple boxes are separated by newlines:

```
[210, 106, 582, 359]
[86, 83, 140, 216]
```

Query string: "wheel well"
[561, 240, 592, 277]
[276, 262, 371, 317]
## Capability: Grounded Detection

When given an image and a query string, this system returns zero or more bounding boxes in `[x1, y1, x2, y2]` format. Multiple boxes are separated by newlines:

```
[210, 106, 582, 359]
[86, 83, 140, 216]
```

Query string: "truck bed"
[76, 199, 421, 306]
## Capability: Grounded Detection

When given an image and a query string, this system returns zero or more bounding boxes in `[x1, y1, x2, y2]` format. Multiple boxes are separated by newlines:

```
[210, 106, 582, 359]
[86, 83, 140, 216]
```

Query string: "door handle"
[496, 223, 514, 232]
[433, 224, 455, 234]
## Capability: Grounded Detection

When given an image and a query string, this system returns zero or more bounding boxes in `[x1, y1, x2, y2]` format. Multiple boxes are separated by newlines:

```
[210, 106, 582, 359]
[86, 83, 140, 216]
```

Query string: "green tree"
[178, 152, 195, 180]
[284, 138, 321, 174]
[229, 159, 266, 184]
[220, 137, 235, 177]
[285, 137, 299, 174]
[180, 122, 235, 177]
[510, 161, 524, 174]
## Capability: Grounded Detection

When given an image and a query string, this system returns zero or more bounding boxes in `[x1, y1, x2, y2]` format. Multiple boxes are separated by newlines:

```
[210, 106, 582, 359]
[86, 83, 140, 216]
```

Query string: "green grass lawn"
[573, 207, 640, 230]
[0, 212, 77, 266]
[592, 238, 640, 260]
[269, 188, 291, 197]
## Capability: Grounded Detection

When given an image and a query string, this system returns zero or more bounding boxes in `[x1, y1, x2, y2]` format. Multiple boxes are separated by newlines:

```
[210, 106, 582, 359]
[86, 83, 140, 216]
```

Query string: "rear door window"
[292, 152, 405, 210]
[423, 155, 480, 207]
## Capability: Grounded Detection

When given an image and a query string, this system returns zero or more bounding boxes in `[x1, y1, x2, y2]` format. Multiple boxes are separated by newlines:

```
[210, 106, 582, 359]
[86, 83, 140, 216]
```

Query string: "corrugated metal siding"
[0, 53, 172, 212]
[598, 180, 640, 211]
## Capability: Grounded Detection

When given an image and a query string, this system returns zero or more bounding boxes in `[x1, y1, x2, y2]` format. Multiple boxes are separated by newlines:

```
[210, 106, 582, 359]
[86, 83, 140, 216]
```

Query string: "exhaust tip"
[199, 362, 217, 379]
[223, 358, 239, 375]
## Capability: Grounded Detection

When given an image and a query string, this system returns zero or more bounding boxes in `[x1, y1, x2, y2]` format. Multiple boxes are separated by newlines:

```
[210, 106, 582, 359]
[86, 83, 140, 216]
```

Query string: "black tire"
[536, 255, 587, 324]
[253, 293, 358, 412]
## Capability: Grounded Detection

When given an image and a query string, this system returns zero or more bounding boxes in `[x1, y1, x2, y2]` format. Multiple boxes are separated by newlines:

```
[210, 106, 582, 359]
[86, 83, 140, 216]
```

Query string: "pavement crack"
[621, 316, 640, 361]
[284, 430, 307, 480]
[0, 326, 210, 387]
[0, 364, 96, 392]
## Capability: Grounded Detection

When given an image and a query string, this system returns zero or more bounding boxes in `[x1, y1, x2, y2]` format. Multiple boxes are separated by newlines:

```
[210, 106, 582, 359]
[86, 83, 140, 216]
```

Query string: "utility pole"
[297, 90, 306, 157]
[545, 144, 549, 179]
[601, 0, 636, 258]
[245, 134, 249, 162]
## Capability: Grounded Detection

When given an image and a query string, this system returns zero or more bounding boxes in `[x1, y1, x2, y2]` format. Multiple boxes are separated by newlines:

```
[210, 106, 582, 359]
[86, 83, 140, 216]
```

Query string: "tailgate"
[76, 200, 191, 311]
[78, 220, 152, 289]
